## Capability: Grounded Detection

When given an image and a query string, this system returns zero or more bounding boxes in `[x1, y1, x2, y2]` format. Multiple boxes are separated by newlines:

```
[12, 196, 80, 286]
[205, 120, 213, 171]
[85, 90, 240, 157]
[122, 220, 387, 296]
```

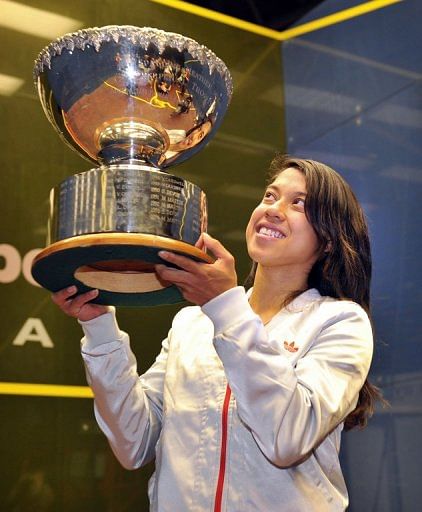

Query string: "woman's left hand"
[155, 233, 238, 306]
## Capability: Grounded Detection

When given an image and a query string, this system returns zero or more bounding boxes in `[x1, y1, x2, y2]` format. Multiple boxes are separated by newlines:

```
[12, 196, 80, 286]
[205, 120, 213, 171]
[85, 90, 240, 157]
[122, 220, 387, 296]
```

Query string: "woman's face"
[185, 120, 212, 147]
[246, 167, 321, 273]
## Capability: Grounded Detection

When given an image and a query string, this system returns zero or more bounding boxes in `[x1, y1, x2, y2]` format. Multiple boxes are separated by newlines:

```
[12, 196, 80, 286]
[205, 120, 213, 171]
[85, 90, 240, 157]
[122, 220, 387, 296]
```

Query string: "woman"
[53, 155, 379, 511]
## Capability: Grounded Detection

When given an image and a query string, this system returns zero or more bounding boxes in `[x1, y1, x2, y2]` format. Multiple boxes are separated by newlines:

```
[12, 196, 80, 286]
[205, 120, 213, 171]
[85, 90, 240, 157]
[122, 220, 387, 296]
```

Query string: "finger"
[158, 251, 203, 273]
[202, 233, 233, 260]
[65, 289, 99, 314]
[70, 289, 99, 308]
[155, 264, 191, 284]
[194, 233, 206, 251]
[51, 285, 77, 306]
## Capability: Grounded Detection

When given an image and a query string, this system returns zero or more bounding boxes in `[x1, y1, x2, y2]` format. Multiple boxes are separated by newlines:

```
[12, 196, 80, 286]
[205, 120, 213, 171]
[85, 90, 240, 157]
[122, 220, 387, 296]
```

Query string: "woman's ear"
[324, 240, 332, 253]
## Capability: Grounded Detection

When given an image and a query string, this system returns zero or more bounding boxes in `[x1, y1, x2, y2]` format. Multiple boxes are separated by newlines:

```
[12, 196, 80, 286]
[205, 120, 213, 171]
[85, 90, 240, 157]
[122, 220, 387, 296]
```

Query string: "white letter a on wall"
[12, 318, 54, 348]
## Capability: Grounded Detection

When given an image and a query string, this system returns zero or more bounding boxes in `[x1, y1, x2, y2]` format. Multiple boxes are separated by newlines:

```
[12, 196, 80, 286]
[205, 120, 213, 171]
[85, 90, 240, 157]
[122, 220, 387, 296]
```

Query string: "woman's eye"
[293, 198, 305, 207]
[263, 191, 275, 200]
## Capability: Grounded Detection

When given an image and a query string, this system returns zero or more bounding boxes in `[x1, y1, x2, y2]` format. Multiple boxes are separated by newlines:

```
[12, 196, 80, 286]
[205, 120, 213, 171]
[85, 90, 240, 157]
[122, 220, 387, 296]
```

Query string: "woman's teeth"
[258, 226, 285, 239]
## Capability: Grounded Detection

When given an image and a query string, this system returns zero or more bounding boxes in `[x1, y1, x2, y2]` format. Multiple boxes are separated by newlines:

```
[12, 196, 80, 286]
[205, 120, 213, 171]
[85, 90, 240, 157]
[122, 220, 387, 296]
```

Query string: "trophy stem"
[97, 121, 170, 167]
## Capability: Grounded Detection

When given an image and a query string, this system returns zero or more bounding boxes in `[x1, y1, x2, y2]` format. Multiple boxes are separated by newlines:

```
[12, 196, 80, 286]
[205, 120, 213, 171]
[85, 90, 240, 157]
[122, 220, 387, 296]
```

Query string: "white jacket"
[80, 287, 373, 511]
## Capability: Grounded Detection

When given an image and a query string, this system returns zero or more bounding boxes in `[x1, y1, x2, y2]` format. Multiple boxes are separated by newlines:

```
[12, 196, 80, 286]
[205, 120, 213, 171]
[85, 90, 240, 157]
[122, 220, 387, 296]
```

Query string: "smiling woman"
[245, 154, 382, 430]
[51, 153, 382, 511]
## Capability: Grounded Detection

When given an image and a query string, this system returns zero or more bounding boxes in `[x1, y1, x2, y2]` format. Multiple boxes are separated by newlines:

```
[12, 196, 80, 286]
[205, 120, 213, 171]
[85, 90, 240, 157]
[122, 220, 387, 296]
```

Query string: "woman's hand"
[155, 233, 237, 306]
[51, 286, 109, 322]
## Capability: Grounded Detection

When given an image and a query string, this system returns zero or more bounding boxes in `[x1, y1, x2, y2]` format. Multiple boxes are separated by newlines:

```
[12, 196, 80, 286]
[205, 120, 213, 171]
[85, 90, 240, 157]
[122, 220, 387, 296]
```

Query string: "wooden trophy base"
[31, 233, 213, 307]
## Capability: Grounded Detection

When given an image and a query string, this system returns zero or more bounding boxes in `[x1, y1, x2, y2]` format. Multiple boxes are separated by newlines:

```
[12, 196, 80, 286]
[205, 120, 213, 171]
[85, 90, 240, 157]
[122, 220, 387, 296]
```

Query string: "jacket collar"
[246, 287, 321, 313]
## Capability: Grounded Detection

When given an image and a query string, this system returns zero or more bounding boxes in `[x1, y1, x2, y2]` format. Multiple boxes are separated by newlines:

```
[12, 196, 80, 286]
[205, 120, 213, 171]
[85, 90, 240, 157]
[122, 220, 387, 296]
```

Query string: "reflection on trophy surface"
[31, 25, 232, 306]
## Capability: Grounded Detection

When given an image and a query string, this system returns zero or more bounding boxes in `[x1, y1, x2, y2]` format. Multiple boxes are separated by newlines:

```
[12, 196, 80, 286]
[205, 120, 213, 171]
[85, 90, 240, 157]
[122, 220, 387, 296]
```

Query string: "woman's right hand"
[51, 286, 109, 322]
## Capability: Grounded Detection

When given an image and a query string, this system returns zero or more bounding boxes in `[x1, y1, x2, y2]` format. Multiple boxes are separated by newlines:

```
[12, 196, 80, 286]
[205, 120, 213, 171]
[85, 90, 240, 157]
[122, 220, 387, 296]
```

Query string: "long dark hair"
[245, 154, 383, 430]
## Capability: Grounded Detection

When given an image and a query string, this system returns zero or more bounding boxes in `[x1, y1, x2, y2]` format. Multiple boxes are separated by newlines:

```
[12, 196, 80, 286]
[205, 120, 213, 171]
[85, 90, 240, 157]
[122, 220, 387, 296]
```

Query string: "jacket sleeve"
[201, 287, 373, 468]
[80, 307, 168, 470]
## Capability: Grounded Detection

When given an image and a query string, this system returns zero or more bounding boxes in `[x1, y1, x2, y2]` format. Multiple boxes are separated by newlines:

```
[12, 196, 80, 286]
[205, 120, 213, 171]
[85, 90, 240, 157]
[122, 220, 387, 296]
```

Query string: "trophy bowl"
[31, 25, 232, 306]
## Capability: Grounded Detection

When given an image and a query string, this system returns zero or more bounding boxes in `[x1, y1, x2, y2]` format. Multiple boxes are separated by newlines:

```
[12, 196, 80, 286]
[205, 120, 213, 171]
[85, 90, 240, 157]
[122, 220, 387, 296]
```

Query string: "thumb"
[202, 233, 231, 260]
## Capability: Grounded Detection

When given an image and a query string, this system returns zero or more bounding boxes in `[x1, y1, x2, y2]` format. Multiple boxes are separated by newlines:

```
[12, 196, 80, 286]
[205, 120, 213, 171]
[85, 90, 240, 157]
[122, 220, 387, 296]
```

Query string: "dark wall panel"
[282, 1, 422, 510]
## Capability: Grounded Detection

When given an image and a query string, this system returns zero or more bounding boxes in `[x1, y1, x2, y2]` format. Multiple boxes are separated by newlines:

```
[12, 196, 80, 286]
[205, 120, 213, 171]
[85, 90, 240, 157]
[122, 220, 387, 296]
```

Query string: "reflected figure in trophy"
[177, 116, 213, 149]
[173, 93, 193, 115]
[165, 101, 217, 165]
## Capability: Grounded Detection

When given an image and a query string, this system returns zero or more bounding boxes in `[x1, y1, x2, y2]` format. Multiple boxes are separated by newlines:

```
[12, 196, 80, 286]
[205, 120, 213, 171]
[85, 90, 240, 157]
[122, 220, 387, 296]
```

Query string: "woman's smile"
[256, 224, 287, 240]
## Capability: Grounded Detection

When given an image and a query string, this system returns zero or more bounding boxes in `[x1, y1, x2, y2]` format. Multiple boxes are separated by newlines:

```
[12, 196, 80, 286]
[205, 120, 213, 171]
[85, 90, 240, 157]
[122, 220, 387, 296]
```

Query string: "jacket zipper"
[214, 384, 232, 512]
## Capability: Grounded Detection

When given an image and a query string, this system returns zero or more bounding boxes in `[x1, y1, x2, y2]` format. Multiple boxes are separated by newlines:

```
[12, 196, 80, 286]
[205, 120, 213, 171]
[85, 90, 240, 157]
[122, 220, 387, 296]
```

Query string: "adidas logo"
[283, 341, 299, 353]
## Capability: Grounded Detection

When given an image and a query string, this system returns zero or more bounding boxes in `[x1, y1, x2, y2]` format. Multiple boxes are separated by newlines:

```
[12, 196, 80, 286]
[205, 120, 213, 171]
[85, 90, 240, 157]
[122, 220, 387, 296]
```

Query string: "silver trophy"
[31, 25, 232, 306]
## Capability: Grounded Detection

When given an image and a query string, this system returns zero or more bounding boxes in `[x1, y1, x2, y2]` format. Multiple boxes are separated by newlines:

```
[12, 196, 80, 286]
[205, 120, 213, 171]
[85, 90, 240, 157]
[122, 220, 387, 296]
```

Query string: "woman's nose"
[265, 201, 286, 220]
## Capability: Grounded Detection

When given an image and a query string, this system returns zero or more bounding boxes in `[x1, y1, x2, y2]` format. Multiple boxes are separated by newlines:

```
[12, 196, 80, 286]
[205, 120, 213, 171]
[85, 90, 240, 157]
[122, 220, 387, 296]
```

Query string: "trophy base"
[31, 233, 213, 307]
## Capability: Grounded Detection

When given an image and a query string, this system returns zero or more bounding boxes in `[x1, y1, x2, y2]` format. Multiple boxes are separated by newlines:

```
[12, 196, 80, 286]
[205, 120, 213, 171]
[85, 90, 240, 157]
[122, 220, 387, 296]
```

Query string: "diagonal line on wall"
[147, 0, 403, 41]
